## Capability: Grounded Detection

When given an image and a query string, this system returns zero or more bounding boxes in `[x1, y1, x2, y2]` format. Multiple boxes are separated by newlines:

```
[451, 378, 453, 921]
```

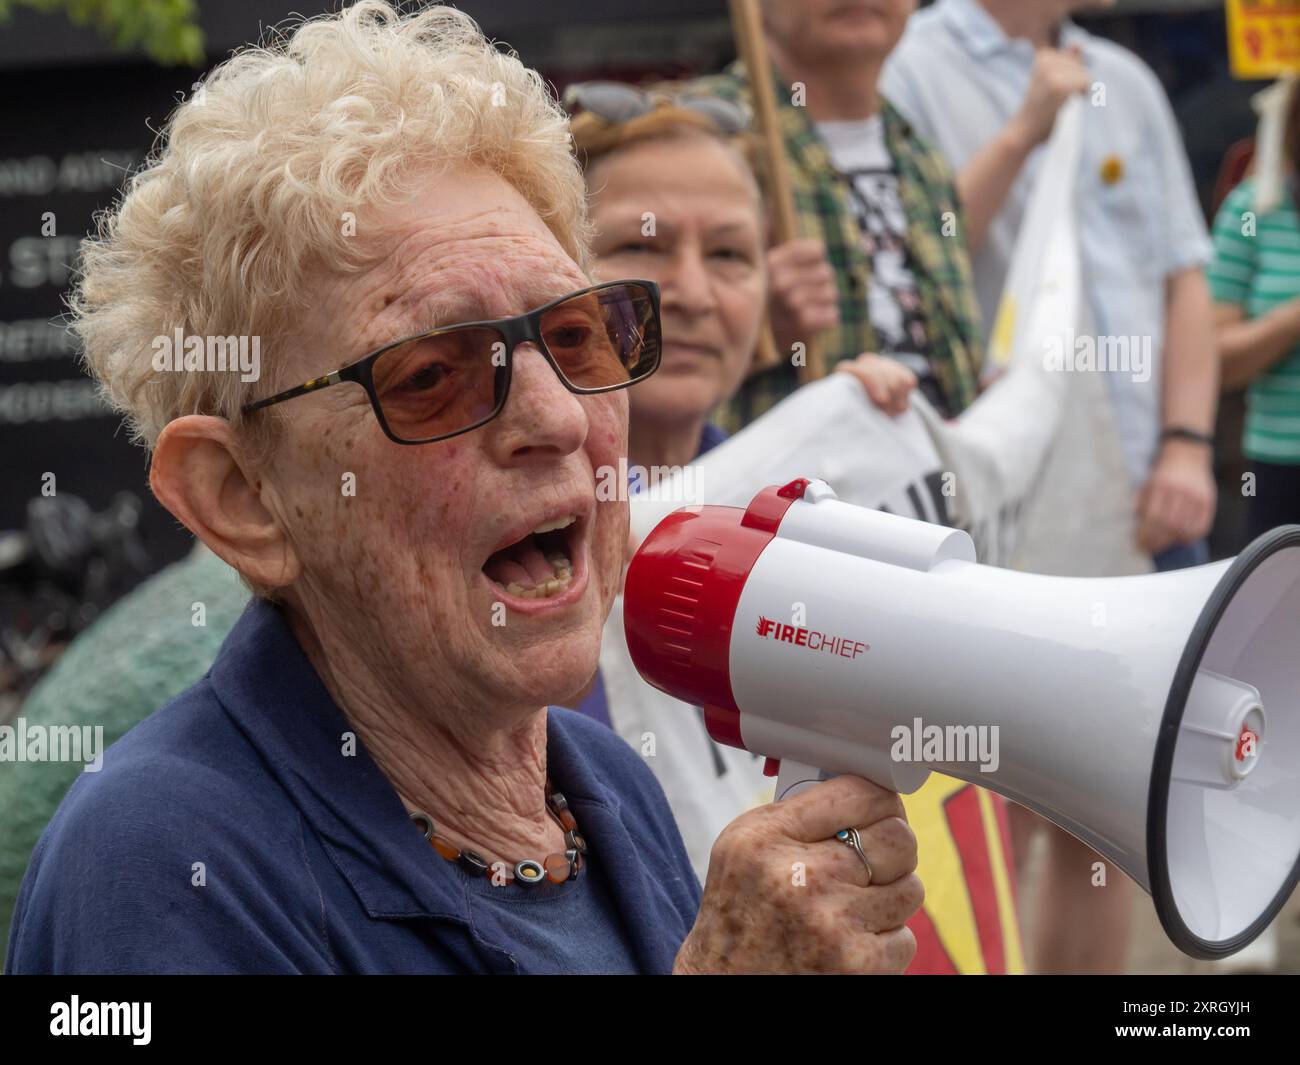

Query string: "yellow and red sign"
[903, 777, 1025, 974]
[1228, 0, 1300, 78]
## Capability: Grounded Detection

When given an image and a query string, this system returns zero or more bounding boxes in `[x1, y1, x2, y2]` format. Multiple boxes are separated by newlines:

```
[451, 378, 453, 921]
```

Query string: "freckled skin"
[170, 161, 924, 971]
[674, 777, 923, 974]
[261, 163, 627, 739]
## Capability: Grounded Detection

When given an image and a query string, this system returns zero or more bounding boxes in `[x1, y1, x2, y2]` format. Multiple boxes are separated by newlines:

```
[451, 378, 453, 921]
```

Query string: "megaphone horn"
[623, 477, 1300, 959]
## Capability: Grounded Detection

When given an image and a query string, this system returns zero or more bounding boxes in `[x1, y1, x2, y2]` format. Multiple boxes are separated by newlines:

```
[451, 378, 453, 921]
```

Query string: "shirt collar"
[939, 0, 1090, 60]
[1058, 18, 1091, 52]
[206, 598, 626, 924]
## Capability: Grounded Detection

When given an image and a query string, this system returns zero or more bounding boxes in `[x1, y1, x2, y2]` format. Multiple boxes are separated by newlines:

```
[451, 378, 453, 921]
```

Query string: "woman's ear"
[150, 415, 300, 589]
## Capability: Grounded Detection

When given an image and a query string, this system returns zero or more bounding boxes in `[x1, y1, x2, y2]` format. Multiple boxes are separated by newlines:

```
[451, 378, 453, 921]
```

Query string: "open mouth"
[482, 514, 580, 601]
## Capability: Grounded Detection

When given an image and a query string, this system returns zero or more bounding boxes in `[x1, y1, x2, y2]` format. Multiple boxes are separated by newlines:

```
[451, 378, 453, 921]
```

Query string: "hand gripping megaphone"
[623, 478, 1300, 959]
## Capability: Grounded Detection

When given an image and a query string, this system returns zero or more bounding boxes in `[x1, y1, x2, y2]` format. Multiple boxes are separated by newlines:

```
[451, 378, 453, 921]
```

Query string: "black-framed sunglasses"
[241, 280, 662, 446]
[563, 81, 751, 135]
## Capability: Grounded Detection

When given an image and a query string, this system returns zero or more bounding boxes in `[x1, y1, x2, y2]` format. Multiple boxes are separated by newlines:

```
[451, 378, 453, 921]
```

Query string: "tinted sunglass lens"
[371, 325, 503, 442]
[541, 283, 660, 391]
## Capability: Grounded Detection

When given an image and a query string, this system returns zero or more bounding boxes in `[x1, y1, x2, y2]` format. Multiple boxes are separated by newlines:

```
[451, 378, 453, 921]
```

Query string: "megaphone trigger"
[772, 758, 836, 802]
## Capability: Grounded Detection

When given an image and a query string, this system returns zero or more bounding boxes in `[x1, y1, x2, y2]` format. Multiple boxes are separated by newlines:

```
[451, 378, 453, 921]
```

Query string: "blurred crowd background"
[0, 0, 1295, 974]
[0, 2, 1266, 700]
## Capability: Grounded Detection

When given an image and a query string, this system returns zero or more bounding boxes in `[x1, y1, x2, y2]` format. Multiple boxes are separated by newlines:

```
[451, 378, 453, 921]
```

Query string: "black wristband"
[1159, 426, 1214, 449]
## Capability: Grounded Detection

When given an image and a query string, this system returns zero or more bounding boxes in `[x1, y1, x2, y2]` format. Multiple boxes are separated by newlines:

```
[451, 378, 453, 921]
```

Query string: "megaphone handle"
[773, 759, 837, 802]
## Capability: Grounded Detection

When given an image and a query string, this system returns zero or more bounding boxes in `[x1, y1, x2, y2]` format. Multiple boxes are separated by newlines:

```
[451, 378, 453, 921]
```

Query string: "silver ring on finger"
[835, 827, 873, 885]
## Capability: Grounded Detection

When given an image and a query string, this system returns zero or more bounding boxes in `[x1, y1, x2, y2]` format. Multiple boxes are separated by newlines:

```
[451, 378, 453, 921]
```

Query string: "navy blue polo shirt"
[5, 598, 702, 974]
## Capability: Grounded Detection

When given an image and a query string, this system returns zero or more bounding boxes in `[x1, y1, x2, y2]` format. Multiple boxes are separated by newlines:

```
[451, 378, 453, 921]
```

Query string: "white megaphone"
[623, 477, 1300, 960]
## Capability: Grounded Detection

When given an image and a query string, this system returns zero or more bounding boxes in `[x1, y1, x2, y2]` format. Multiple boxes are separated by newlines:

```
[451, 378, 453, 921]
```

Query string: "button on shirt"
[881, 0, 1213, 484]
[5, 598, 701, 975]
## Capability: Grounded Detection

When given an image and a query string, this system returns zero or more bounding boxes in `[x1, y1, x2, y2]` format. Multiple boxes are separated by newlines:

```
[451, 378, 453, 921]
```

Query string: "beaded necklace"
[409, 778, 587, 885]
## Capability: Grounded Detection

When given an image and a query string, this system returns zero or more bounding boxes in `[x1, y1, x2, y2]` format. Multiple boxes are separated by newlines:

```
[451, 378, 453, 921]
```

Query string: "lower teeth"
[499, 565, 572, 600]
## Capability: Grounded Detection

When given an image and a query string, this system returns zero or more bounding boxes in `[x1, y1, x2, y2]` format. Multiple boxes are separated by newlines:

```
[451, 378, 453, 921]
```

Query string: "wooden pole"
[728, 0, 826, 384]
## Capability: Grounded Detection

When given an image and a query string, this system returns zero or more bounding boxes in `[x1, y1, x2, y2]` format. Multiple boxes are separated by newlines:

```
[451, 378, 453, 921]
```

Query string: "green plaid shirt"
[693, 60, 984, 430]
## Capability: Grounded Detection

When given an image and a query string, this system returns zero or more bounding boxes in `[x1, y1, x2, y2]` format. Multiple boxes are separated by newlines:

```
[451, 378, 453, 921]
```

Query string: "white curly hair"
[72, 0, 591, 450]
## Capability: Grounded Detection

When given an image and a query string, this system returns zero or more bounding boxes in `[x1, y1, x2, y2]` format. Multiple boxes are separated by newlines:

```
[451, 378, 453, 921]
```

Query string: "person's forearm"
[1162, 269, 1219, 435]
[955, 120, 1034, 254]
[1217, 298, 1300, 391]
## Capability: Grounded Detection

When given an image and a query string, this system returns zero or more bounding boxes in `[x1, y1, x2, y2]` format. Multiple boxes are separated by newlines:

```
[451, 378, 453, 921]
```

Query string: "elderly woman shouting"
[5, 2, 921, 975]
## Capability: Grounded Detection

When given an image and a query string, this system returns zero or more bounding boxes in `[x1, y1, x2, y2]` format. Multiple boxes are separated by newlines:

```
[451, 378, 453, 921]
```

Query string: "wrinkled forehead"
[379, 216, 586, 326]
[384, 174, 582, 297]
[325, 169, 591, 353]
[590, 136, 760, 231]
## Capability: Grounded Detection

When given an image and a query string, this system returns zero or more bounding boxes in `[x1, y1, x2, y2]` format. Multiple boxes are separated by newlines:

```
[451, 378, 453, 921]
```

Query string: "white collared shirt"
[881, 0, 1212, 483]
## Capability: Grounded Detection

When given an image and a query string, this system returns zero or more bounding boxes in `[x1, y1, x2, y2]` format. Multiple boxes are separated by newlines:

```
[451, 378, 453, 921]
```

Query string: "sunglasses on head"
[563, 81, 751, 135]
[241, 280, 662, 446]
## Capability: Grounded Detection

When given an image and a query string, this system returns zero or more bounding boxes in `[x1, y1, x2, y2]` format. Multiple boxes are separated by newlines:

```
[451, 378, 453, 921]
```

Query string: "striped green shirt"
[1208, 179, 1300, 463]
